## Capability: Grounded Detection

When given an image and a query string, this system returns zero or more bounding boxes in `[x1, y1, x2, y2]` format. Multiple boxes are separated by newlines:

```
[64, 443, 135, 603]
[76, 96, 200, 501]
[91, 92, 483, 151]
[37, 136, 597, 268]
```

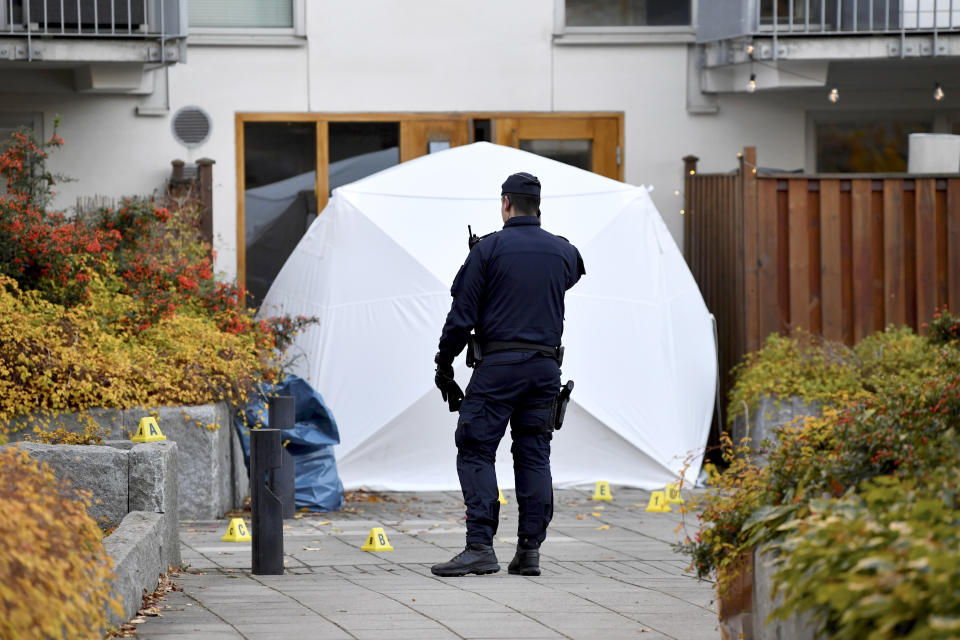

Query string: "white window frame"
[188, 0, 305, 46]
[554, 0, 697, 45]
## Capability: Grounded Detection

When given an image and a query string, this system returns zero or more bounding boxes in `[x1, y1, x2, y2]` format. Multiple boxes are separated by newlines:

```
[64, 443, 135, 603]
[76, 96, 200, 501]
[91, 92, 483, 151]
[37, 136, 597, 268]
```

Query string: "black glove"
[435, 353, 463, 412]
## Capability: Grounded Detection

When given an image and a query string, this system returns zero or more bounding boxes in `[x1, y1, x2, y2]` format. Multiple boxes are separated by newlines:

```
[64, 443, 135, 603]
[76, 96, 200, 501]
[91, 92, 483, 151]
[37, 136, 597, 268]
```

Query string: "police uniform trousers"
[455, 350, 559, 548]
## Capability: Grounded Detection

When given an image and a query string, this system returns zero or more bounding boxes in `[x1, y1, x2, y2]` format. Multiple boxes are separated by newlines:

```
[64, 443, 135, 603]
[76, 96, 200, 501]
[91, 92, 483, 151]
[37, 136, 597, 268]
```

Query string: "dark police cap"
[501, 172, 541, 197]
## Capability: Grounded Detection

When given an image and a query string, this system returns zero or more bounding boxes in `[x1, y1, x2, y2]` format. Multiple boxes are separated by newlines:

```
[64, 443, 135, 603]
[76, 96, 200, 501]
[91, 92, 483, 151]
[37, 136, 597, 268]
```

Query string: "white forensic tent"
[260, 142, 716, 491]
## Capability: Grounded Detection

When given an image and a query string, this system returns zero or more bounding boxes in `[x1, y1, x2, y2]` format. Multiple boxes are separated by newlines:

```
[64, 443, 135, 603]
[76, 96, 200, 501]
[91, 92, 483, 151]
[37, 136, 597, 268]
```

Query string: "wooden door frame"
[234, 111, 624, 286]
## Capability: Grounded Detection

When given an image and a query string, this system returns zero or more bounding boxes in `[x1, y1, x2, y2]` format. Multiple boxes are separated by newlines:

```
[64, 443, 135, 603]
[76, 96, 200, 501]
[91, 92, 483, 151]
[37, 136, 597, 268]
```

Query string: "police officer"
[431, 172, 585, 577]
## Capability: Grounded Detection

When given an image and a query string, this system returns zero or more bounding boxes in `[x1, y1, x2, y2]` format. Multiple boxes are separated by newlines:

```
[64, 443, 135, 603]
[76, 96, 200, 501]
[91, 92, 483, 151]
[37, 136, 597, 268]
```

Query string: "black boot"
[507, 545, 540, 576]
[431, 543, 500, 577]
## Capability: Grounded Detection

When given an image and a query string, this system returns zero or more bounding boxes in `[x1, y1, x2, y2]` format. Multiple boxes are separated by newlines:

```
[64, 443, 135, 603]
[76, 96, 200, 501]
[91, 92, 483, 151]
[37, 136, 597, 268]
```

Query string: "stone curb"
[102, 511, 166, 628]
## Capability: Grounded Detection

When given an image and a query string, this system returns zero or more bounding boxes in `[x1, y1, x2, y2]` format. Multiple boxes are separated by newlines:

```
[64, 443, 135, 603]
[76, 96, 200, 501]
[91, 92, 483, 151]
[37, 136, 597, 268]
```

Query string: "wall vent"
[172, 106, 211, 148]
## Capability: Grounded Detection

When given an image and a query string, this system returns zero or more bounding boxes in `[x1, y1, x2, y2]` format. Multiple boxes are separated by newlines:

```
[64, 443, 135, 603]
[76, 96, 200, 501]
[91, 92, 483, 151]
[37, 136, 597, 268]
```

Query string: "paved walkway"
[134, 487, 717, 640]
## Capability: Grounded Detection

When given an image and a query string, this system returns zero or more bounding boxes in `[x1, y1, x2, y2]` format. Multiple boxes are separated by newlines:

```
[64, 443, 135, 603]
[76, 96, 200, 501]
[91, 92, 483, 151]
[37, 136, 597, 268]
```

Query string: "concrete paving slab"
[134, 487, 716, 640]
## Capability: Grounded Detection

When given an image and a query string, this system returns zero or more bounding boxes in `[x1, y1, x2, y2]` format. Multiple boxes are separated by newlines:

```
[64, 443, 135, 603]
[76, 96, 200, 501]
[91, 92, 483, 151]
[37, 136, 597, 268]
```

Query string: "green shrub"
[770, 468, 960, 639]
[726, 332, 864, 428]
[680, 313, 960, 635]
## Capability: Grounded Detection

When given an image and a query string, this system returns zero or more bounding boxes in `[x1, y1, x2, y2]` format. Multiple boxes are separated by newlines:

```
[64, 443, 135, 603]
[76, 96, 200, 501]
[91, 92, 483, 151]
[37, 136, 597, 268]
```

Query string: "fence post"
[682, 155, 699, 262]
[196, 158, 215, 246]
[740, 146, 759, 353]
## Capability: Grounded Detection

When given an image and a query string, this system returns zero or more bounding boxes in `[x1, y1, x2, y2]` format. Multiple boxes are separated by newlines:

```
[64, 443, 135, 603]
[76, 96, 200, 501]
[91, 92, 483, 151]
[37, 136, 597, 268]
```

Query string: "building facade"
[2, 0, 959, 301]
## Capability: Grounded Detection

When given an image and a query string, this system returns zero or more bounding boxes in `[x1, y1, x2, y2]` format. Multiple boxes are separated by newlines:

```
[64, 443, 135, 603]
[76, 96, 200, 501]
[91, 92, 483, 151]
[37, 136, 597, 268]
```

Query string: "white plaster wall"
[306, 0, 554, 111]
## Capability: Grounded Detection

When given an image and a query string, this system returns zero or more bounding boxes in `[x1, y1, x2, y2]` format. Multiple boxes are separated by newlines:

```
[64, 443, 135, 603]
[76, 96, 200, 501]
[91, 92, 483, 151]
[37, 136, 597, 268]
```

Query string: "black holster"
[548, 380, 575, 431]
[465, 334, 484, 368]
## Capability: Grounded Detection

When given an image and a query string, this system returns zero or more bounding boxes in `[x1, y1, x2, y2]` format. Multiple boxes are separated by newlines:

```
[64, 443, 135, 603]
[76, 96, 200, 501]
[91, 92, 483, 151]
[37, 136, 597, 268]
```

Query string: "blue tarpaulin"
[234, 376, 344, 511]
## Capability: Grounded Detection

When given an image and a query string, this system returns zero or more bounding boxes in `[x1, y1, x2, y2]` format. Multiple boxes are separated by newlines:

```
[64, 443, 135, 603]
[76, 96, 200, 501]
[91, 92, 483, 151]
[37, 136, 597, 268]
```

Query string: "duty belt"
[483, 340, 563, 362]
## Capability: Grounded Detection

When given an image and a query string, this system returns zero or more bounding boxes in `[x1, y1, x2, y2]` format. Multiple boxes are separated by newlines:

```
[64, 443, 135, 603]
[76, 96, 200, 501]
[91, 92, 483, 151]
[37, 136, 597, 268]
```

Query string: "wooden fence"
[684, 147, 960, 426]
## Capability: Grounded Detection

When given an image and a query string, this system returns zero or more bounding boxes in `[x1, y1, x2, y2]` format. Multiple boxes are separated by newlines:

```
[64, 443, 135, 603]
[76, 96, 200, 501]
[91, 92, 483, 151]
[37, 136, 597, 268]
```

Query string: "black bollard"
[251, 427, 284, 575]
[277, 448, 297, 519]
[269, 396, 297, 519]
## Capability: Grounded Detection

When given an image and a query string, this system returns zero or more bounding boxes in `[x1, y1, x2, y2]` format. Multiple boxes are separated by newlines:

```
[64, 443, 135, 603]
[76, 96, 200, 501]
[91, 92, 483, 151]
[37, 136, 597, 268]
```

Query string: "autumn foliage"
[0, 126, 315, 441]
[0, 446, 120, 638]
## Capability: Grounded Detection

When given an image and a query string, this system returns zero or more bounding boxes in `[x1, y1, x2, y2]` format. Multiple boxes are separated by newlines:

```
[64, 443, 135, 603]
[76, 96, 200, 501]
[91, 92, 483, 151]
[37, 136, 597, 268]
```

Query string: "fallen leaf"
[591, 512, 602, 517]
[596, 525, 610, 530]
[575, 514, 585, 520]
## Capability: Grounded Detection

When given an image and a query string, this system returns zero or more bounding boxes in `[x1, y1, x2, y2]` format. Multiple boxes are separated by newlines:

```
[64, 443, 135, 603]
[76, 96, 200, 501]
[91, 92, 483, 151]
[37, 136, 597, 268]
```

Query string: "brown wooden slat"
[808, 187, 822, 336]
[883, 180, 906, 327]
[820, 180, 843, 342]
[840, 188, 854, 344]
[733, 168, 745, 363]
[949, 179, 960, 313]
[871, 186, 885, 333]
[851, 179, 873, 342]
[915, 178, 937, 333]
[935, 185, 948, 311]
[742, 149, 760, 352]
[904, 186, 918, 331]
[757, 178, 780, 343]
[788, 179, 810, 331]
[777, 188, 790, 334]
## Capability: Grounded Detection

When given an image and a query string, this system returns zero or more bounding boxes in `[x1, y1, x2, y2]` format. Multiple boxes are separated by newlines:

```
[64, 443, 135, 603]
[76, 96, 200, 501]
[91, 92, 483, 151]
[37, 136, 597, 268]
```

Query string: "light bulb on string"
[934, 82, 945, 101]
[828, 87, 839, 103]
[747, 73, 757, 93]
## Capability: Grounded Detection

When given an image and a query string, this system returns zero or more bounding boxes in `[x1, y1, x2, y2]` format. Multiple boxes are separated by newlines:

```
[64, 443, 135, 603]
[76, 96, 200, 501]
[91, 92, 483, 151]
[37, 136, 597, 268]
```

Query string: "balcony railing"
[1, 0, 185, 40]
[699, 0, 960, 42]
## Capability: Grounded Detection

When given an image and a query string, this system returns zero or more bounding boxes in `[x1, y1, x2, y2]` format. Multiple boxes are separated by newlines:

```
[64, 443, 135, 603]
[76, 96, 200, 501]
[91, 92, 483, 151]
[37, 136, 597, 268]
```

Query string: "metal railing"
[758, 0, 959, 34]
[699, 0, 960, 41]
[1, 0, 185, 38]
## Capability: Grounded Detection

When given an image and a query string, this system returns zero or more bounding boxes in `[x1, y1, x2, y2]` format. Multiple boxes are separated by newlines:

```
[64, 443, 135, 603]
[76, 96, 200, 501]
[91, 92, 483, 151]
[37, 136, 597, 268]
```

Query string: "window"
[243, 121, 316, 306]
[328, 122, 400, 194]
[563, 0, 692, 27]
[189, 0, 293, 29]
[519, 139, 593, 172]
[815, 120, 932, 172]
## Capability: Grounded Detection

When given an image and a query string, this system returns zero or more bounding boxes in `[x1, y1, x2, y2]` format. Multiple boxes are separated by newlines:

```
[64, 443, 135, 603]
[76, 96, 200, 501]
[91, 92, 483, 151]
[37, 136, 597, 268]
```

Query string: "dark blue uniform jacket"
[437, 216, 586, 363]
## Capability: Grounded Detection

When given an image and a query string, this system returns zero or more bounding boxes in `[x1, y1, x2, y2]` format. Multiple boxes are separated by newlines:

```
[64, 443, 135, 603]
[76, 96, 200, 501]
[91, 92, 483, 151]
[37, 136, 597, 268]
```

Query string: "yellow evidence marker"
[131, 416, 166, 443]
[498, 488, 508, 505]
[645, 491, 672, 513]
[665, 483, 685, 505]
[592, 481, 613, 501]
[221, 518, 251, 542]
[361, 527, 394, 552]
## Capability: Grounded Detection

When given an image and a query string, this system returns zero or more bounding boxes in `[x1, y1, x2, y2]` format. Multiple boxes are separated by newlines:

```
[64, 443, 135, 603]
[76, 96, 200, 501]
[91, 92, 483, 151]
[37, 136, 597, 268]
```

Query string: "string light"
[745, 44, 755, 55]
[680, 209, 686, 215]
[828, 87, 839, 103]
[934, 82, 945, 101]
[689, 169, 696, 176]
[674, 190, 680, 196]
[747, 73, 757, 93]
